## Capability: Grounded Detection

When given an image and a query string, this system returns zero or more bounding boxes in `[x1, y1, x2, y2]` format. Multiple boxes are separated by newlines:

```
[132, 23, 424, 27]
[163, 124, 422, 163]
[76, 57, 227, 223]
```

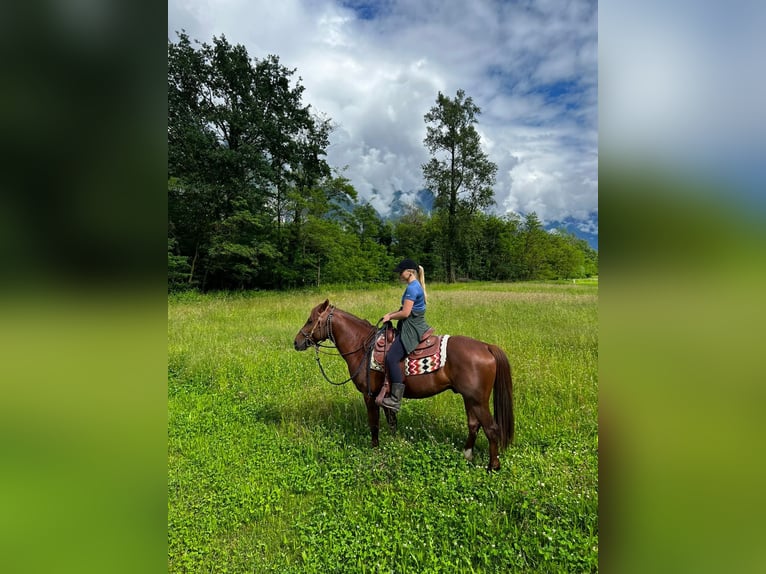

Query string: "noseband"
[300, 305, 337, 349]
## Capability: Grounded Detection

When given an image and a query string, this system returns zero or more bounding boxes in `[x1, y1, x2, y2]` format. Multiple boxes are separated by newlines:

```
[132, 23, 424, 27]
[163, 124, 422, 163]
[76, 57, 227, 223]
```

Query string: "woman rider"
[380, 258, 431, 413]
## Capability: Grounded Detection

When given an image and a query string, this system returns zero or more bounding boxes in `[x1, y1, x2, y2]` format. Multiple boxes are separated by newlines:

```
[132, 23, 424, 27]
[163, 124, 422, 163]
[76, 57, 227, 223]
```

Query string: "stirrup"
[375, 380, 390, 407]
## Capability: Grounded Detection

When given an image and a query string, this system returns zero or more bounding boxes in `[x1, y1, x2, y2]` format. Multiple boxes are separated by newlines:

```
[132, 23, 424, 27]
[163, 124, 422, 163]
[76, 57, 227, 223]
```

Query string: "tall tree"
[167, 32, 332, 289]
[422, 89, 498, 282]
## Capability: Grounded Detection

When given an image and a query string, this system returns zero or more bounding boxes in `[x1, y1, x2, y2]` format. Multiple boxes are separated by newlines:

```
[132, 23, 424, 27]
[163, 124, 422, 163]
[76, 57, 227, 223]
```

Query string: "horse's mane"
[333, 306, 375, 330]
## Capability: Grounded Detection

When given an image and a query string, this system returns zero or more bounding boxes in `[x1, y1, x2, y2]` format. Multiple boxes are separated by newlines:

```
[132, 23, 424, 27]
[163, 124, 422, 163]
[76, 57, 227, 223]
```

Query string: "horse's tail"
[489, 345, 514, 450]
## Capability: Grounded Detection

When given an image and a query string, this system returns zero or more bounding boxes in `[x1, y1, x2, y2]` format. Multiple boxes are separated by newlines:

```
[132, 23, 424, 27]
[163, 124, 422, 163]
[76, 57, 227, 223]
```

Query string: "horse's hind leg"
[474, 404, 501, 471]
[462, 399, 480, 462]
[465, 399, 501, 470]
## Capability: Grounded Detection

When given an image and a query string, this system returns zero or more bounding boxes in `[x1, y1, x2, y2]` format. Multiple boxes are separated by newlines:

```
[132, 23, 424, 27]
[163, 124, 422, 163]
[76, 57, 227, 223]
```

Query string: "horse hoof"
[463, 449, 474, 462]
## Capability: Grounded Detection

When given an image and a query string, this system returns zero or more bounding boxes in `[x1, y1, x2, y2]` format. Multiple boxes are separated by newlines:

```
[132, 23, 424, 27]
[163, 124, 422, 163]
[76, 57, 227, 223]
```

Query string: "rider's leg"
[382, 336, 406, 412]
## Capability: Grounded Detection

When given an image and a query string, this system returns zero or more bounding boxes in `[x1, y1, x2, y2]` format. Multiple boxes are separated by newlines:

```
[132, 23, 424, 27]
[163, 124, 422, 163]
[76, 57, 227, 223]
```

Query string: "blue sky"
[168, 0, 599, 238]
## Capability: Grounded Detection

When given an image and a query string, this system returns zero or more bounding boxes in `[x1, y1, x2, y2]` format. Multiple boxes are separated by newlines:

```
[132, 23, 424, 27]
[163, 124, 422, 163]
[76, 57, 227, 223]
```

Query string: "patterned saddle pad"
[370, 330, 450, 376]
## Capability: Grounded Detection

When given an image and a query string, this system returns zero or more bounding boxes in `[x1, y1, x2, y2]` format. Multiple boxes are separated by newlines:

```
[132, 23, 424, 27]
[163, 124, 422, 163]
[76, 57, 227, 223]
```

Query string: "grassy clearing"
[168, 282, 598, 572]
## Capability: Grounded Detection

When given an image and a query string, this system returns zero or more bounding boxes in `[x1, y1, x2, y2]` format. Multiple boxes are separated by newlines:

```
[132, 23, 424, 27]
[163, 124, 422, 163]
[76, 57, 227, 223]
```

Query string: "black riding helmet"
[393, 258, 418, 273]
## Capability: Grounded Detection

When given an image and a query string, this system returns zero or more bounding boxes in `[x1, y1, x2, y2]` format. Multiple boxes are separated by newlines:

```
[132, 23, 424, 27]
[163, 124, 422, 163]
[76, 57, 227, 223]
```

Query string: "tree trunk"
[189, 245, 199, 284]
[447, 146, 458, 283]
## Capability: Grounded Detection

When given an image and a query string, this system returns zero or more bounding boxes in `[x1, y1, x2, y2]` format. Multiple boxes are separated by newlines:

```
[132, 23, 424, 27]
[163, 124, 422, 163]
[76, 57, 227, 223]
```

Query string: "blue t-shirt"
[402, 280, 426, 312]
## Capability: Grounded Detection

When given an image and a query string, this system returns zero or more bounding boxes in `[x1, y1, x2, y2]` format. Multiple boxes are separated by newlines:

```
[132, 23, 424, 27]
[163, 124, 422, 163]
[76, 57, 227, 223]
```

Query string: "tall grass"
[168, 282, 598, 572]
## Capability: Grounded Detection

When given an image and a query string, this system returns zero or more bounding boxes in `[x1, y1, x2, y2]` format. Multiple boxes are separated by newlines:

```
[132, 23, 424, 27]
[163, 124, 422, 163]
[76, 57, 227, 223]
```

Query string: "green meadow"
[168, 282, 598, 572]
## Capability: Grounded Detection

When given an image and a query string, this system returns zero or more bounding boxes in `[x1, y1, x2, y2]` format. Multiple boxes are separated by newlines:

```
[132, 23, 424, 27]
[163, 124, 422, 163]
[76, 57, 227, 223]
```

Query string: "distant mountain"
[370, 188, 435, 219]
[546, 213, 599, 251]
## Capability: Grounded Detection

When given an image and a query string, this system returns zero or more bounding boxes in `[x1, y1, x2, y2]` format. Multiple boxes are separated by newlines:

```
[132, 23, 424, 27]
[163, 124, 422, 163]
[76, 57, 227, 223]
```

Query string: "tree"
[167, 237, 193, 291]
[547, 231, 585, 279]
[464, 213, 521, 280]
[556, 230, 598, 277]
[521, 212, 551, 280]
[167, 32, 332, 289]
[422, 89, 498, 282]
[391, 206, 443, 281]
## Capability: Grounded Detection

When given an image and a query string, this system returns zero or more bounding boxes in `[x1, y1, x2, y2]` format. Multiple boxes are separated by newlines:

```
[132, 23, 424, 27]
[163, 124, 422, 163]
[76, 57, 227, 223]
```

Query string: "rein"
[303, 306, 377, 387]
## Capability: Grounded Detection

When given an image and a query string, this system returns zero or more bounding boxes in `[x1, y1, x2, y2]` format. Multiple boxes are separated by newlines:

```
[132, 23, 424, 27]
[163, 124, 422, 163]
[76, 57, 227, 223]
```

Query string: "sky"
[168, 0, 599, 238]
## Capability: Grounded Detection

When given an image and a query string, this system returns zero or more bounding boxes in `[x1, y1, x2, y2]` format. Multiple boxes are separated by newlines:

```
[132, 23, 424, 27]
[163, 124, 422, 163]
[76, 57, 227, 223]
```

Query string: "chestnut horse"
[293, 300, 514, 471]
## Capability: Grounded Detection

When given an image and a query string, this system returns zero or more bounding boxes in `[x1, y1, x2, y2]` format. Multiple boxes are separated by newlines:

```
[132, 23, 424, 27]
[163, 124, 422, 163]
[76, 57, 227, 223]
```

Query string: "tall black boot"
[381, 383, 405, 413]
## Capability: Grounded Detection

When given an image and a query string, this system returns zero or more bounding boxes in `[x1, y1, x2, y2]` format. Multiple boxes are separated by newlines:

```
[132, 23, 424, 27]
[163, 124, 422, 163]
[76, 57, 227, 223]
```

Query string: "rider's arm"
[383, 299, 414, 322]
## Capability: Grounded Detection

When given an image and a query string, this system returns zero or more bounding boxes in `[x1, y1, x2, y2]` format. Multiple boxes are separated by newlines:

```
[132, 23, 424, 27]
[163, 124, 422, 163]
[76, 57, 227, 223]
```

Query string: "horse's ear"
[321, 299, 330, 309]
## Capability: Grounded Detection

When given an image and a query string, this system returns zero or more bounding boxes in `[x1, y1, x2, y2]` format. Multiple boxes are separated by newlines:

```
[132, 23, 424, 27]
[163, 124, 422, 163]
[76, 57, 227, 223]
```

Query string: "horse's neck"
[331, 310, 373, 356]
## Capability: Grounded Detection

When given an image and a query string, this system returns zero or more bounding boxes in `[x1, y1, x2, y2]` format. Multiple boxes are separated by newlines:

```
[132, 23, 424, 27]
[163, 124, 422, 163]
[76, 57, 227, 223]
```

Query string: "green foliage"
[388, 209, 596, 283]
[390, 206, 443, 277]
[168, 32, 334, 290]
[167, 237, 193, 292]
[168, 34, 597, 291]
[168, 283, 598, 572]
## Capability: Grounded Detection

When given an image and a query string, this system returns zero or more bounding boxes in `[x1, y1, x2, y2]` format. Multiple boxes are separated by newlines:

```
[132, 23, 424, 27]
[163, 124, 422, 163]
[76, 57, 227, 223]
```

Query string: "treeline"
[168, 33, 597, 291]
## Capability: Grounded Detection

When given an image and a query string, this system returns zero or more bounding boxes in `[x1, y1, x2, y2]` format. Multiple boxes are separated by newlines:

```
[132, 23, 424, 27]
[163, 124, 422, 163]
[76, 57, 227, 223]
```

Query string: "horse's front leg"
[383, 407, 398, 433]
[364, 396, 381, 447]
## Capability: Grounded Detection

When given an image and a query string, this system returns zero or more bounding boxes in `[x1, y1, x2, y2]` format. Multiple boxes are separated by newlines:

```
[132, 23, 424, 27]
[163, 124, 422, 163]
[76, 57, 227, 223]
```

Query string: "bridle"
[300, 306, 377, 386]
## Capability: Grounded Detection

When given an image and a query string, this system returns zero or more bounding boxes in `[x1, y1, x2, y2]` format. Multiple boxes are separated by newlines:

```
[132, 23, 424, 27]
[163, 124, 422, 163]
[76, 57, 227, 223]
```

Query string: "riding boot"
[381, 383, 406, 413]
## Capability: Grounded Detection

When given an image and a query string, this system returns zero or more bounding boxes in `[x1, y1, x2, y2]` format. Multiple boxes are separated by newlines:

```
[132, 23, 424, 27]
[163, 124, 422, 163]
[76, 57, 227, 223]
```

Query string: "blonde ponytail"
[417, 265, 428, 304]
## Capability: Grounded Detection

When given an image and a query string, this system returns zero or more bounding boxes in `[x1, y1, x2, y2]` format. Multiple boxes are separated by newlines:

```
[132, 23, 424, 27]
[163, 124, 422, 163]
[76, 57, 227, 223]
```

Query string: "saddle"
[371, 326, 450, 406]
[371, 326, 444, 371]
[410, 328, 438, 356]
[372, 324, 396, 366]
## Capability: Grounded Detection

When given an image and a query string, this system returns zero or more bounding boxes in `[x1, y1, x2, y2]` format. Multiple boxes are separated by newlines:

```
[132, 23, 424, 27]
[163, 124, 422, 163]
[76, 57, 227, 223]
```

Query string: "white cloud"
[168, 0, 598, 226]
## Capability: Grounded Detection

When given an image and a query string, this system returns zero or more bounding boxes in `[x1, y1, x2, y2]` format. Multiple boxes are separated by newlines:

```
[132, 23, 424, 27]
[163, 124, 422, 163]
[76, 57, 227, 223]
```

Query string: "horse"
[293, 299, 514, 471]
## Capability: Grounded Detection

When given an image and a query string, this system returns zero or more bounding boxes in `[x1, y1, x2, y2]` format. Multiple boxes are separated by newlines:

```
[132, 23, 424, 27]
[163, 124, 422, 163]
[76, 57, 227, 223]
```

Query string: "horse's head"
[293, 299, 333, 351]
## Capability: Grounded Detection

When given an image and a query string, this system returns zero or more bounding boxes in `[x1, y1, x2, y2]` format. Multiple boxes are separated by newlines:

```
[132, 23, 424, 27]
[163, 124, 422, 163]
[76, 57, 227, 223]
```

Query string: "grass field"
[168, 282, 598, 573]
